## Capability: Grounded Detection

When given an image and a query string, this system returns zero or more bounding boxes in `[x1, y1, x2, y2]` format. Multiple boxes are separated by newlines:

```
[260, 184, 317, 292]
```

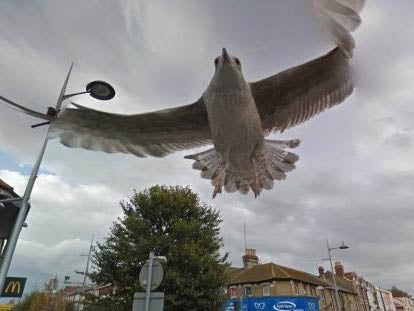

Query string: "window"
[244, 285, 252, 296]
[230, 287, 237, 299]
[293, 282, 299, 295]
[262, 283, 271, 296]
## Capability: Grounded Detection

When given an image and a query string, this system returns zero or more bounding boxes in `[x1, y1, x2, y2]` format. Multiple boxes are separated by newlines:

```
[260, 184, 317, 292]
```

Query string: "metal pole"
[145, 252, 154, 311]
[328, 240, 341, 311]
[81, 234, 94, 290]
[0, 64, 73, 292]
[0, 94, 52, 120]
[0, 133, 49, 291]
[55, 63, 73, 113]
[243, 223, 247, 252]
[78, 234, 94, 311]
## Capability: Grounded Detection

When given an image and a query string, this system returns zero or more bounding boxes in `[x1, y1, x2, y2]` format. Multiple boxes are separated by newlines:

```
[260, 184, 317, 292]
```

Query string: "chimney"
[242, 248, 259, 269]
[318, 266, 325, 279]
[335, 261, 344, 278]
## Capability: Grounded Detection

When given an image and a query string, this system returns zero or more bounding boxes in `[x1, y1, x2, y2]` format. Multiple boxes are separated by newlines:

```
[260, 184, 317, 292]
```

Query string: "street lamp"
[86, 81, 116, 101]
[327, 240, 350, 311]
[0, 63, 115, 291]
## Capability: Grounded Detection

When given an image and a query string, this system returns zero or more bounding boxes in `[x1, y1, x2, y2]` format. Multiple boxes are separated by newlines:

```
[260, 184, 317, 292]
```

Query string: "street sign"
[139, 261, 163, 291]
[1, 277, 26, 298]
[133, 292, 164, 311]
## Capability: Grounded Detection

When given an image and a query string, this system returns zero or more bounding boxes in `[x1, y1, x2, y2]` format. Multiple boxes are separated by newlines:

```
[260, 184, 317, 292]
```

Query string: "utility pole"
[78, 234, 94, 311]
[243, 222, 247, 251]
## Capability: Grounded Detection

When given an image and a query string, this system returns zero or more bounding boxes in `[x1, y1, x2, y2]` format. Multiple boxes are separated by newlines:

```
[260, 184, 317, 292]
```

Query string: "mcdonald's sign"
[1, 277, 26, 298]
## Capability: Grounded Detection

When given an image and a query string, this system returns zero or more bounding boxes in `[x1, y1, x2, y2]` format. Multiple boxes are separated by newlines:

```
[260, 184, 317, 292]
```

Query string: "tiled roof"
[323, 271, 357, 294]
[226, 262, 327, 287]
[226, 263, 358, 295]
[62, 286, 81, 294]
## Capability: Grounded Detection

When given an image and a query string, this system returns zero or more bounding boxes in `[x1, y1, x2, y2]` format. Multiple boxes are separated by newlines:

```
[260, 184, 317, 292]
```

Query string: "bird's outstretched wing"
[251, 0, 364, 133]
[50, 99, 212, 157]
[251, 48, 352, 133]
[314, 0, 365, 57]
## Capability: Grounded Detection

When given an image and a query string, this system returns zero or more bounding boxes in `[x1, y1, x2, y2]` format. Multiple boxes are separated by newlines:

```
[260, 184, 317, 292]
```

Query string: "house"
[64, 283, 115, 310]
[317, 266, 361, 310]
[394, 297, 414, 310]
[375, 288, 397, 311]
[339, 262, 396, 311]
[225, 249, 360, 311]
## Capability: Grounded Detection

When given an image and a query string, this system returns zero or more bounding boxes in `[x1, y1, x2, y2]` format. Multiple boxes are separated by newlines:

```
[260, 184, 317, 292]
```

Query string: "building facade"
[341, 262, 396, 311]
[0, 178, 22, 259]
[64, 283, 114, 310]
[393, 297, 414, 310]
[226, 249, 360, 311]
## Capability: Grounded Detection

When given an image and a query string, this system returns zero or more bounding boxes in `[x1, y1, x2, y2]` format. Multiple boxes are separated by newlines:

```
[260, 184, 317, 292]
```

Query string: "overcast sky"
[1, 0, 413, 300]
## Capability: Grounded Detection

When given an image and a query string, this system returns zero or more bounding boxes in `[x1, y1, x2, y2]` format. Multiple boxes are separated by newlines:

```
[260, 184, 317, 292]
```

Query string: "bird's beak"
[222, 48, 231, 64]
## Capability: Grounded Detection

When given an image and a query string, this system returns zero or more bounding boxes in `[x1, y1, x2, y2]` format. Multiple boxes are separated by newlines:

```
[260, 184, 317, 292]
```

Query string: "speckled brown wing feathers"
[251, 47, 353, 133]
[50, 99, 212, 157]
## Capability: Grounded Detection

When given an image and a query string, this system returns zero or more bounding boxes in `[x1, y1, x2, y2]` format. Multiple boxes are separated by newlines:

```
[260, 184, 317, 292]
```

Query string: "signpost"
[133, 252, 166, 311]
[139, 260, 164, 292]
[1, 277, 26, 298]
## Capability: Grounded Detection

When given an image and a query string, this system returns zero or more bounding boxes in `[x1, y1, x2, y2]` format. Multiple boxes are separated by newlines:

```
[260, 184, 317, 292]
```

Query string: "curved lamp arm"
[0, 95, 53, 121]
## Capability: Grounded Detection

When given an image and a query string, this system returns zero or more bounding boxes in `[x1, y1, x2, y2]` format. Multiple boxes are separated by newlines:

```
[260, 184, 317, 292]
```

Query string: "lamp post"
[77, 234, 94, 311]
[0, 64, 115, 292]
[327, 240, 349, 311]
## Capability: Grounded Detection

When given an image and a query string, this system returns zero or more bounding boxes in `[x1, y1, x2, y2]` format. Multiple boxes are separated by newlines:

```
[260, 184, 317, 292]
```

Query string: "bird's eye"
[214, 58, 219, 65]
[235, 58, 241, 65]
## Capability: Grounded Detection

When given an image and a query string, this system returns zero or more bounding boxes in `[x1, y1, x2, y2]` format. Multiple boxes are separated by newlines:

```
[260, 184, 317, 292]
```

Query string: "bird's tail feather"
[185, 139, 300, 198]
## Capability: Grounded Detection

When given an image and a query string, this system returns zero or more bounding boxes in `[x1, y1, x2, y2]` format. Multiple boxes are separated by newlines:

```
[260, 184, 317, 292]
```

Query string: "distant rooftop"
[228, 262, 325, 287]
[226, 250, 357, 295]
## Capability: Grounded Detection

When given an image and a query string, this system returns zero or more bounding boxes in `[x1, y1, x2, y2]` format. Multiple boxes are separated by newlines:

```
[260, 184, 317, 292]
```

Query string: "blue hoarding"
[223, 296, 319, 311]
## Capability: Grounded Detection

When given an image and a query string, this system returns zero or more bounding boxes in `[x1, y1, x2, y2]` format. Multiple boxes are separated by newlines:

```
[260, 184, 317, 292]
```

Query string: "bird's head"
[211, 48, 246, 90]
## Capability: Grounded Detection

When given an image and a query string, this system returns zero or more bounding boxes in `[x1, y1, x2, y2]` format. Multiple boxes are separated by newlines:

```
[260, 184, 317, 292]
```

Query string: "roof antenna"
[243, 222, 247, 252]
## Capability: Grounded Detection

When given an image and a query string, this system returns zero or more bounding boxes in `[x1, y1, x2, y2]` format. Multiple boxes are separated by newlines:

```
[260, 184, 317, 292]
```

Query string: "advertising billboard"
[223, 296, 319, 311]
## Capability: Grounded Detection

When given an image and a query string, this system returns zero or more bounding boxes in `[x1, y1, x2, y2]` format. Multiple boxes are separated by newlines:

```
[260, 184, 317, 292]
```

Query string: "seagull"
[51, 0, 365, 198]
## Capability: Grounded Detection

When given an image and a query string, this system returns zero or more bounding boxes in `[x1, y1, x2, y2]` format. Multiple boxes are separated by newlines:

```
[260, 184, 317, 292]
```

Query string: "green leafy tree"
[12, 290, 75, 311]
[86, 185, 229, 311]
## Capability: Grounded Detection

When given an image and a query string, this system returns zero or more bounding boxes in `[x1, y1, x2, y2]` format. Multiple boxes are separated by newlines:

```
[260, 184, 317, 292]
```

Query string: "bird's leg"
[250, 154, 262, 198]
[212, 150, 229, 198]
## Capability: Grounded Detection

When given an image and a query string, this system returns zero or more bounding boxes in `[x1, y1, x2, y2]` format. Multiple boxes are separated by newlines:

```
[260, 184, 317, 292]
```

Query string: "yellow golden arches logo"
[1, 277, 26, 298]
[4, 281, 20, 294]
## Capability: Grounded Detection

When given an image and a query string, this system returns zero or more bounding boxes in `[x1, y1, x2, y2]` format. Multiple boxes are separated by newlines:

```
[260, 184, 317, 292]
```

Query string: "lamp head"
[339, 241, 349, 249]
[86, 81, 115, 100]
